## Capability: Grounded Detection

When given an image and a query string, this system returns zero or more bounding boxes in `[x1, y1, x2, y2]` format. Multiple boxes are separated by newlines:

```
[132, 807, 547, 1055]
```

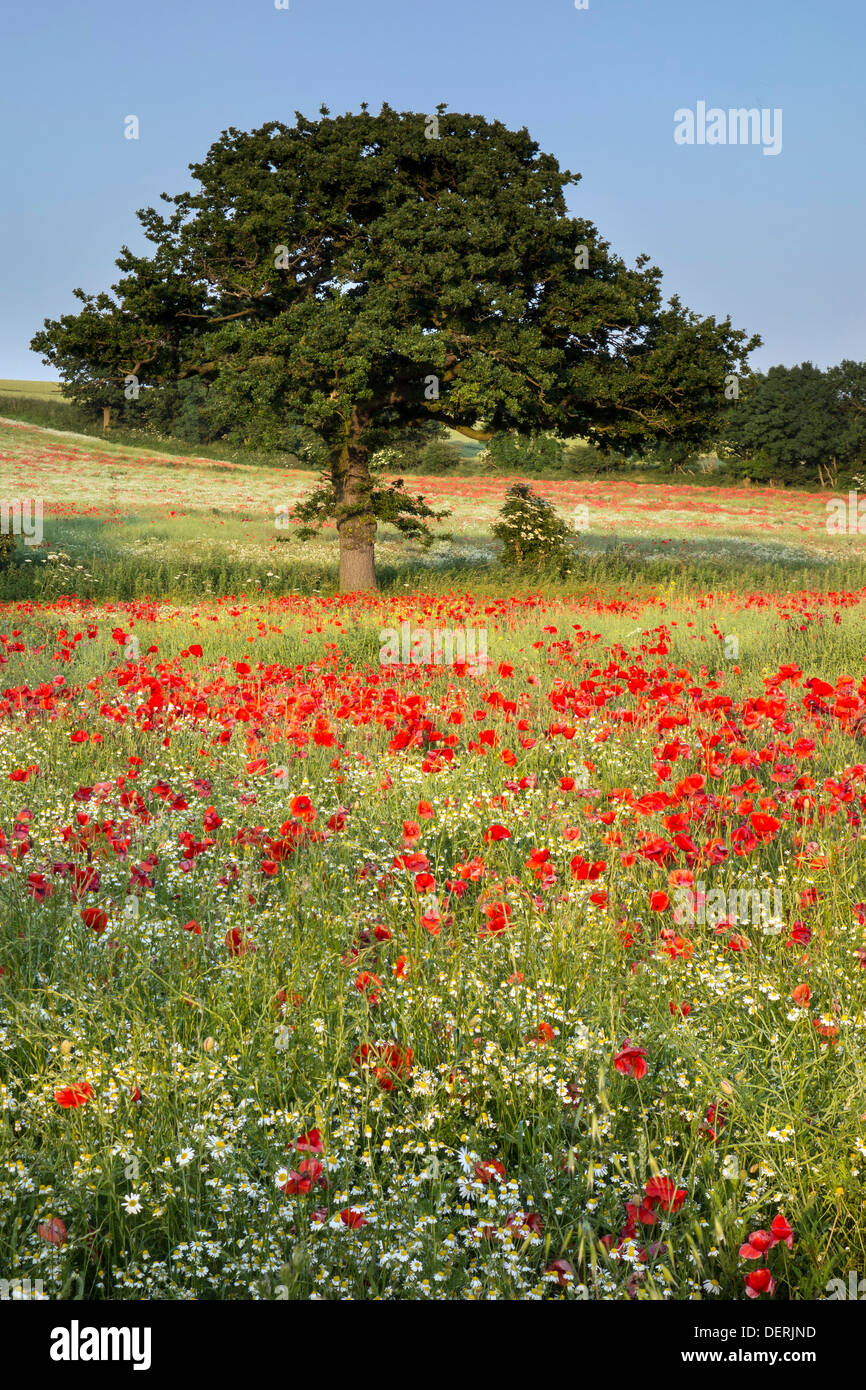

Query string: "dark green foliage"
[417, 439, 463, 474]
[487, 432, 566, 474]
[32, 104, 758, 586]
[719, 361, 866, 486]
[0, 533, 17, 571]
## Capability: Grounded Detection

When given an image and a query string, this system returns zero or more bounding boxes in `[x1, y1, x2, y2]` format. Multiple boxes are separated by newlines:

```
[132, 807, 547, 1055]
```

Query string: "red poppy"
[813, 1018, 839, 1040]
[225, 927, 253, 956]
[770, 1214, 794, 1249]
[744, 1268, 776, 1298]
[280, 1158, 326, 1195]
[475, 1159, 505, 1184]
[644, 1175, 686, 1212]
[54, 1083, 93, 1108]
[570, 856, 606, 881]
[353, 1042, 413, 1090]
[613, 1042, 648, 1080]
[81, 907, 108, 934]
[660, 934, 693, 960]
[481, 901, 512, 934]
[354, 971, 383, 1004]
[38, 1218, 68, 1246]
[293, 1128, 323, 1153]
[546, 1258, 574, 1285]
[483, 824, 511, 843]
[703, 1103, 727, 1141]
[739, 1229, 774, 1259]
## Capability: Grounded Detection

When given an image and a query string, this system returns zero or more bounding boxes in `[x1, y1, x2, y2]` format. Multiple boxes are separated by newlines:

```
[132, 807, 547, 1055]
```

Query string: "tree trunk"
[332, 409, 378, 592]
[102, 406, 111, 433]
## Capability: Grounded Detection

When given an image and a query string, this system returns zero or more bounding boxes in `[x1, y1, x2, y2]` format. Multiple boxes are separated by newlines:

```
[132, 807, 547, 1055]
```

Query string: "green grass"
[0, 378, 65, 400]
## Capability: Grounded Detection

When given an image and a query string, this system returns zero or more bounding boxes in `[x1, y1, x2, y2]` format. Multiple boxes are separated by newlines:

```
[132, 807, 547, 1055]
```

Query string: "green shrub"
[487, 431, 566, 474]
[492, 482, 574, 575]
[418, 439, 463, 474]
[0, 532, 17, 571]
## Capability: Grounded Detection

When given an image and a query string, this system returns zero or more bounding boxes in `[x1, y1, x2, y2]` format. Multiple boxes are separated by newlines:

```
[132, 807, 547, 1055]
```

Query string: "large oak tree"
[32, 104, 759, 589]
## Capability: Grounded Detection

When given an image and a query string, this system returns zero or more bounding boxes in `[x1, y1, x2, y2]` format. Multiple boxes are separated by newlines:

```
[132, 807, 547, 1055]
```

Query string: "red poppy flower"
[750, 812, 781, 840]
[353, 1042, 413, 1090]
[613, 1042, 648, 1079]
[744, 1267, 776, 1298]
[38, 1218, 68, 1246]
[644, 1175, 686, 1212]
[293, 1128, 323, 1153]
[54, 1083, 93, 1108]
[81, 907, 108, 934]
[813, 1018, 839, 1040]
[225, 927, 253, 956]
[475, 1159, 505, 1184]
[506, 1211, 543, 1236]
[770, 1214, 794, 1249]
[354, 971, 383, 1004]
[570, 856, 606, 881]
[739, 1229, 774, 1259]
[546, 1258, 574, 1285]
[661, 935, 693, 960]
[280, 1158, 326, 1195]
[483, 824, 511, 843]
[481, 901, 512, 934]
[27, 873, 54, 902]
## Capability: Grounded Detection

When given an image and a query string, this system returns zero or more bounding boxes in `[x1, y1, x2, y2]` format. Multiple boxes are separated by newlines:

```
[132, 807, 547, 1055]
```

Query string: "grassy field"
[0, 378, 64, 401]
[1, 421, 865, 1301]
[2, 416, 865, 602]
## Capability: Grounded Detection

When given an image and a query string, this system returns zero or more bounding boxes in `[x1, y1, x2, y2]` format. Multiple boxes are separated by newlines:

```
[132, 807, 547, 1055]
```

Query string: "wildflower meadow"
[2, 443, 866, 1307]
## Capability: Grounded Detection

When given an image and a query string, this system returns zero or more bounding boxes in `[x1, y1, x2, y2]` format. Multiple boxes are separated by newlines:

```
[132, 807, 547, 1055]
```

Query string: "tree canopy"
[719, 361, 866, 486]
[32, 103, 760, 588]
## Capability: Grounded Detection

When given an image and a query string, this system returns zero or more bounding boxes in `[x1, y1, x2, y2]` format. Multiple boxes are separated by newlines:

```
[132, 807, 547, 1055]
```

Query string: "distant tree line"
[15, 358, 866, 491]
[718, 361, 866, 488]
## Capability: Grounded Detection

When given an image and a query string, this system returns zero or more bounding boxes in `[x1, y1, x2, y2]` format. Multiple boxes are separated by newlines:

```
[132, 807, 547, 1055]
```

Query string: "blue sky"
[2, 0, 863, 378]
